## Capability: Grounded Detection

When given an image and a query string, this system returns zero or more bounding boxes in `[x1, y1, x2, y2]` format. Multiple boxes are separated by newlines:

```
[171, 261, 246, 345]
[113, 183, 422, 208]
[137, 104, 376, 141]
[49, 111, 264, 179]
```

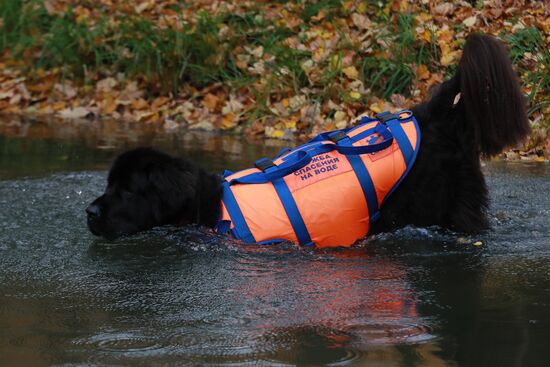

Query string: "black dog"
[87, 34, 529, 241]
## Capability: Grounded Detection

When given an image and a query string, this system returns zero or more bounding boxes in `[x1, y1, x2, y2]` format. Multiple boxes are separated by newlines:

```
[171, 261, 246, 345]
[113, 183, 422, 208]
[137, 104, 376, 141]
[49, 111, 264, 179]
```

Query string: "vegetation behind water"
[0, 0, 548, 158]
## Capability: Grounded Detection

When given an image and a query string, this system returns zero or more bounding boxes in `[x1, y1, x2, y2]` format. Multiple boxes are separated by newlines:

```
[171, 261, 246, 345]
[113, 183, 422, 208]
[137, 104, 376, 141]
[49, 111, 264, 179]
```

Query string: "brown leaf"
[151, 96, 170, 110]
[352, 13, 372, 30]
[96, 77, 118, 93]
[433, 3, 454, 16]
[54, 83, 77, 99]
[58, 107, 93, 119]
[26, 81, 53, 93]
[202, 93, 220, 112]
[417, 64, 430, 80]
[220, 112, 236, 129]
[132, 98, 149, 110]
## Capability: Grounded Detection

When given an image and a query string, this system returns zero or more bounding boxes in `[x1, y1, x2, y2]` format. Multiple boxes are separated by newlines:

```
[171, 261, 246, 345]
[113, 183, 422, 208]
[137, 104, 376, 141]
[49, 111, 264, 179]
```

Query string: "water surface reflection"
[1, 116, 549, 366]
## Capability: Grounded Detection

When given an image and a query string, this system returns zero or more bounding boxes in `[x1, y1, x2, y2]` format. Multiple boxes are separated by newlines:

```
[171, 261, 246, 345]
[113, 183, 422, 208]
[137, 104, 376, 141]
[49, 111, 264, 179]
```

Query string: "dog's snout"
[86, 204, 101, 218]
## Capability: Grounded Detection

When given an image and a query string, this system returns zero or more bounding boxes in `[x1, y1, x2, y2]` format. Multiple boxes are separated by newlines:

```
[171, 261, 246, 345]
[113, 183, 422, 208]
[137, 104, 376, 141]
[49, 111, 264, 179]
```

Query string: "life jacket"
[215, 110, 420, 248]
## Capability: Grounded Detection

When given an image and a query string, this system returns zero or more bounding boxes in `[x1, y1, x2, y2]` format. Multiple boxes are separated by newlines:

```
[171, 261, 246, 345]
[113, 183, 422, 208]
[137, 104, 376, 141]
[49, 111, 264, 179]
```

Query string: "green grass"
[0, 2, 464, 102]
[360, 13, 437, 99]
[1, 1, 238, 93]
[0, 1, 546, 133]
[504, 27, 549, 121]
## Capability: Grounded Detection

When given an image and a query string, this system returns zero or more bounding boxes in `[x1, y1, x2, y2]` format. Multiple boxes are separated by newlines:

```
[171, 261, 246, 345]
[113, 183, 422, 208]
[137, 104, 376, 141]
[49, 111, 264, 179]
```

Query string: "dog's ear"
[146, 158, 200, 225]
[457, 33, 530, 156]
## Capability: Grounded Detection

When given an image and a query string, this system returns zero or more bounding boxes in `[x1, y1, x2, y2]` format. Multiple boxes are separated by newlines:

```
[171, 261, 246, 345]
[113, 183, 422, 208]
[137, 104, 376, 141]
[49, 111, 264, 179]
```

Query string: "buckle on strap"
[254, 158, 276, 172]
[328, 131, 348, 143]
[376, 111, 397, 124]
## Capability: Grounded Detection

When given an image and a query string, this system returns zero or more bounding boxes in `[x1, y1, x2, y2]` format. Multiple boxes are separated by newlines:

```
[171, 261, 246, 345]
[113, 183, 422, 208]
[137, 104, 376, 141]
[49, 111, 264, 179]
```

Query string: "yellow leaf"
[417, 64, 430, 80]
[221, 113, 236, 129]
[335, 120, 347, 129]
[343, 66, 359, 79]
[284, 118, 297, 130]
[313, 48, 326, 62]
[334, 110, 347, 122]
[319, 30, 333, 40]
[419, 28, 432, 43]
[51, 101, 66, 111]
[440, 50, 460, 66]
[436, 29, 454, 45]
[349, 91, 361, 99]
[271, 129, 285, 139]
[370, 102, 383, 114]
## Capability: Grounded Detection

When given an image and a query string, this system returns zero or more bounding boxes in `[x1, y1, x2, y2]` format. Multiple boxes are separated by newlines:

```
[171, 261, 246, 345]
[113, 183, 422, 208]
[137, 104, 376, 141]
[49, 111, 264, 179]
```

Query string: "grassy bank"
[0, 0, 548, 157]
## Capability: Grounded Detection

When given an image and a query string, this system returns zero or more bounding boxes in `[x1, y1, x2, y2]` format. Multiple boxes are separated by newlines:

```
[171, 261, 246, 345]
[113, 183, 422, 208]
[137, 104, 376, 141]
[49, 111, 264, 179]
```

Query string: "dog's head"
[86, 148, 200, 239]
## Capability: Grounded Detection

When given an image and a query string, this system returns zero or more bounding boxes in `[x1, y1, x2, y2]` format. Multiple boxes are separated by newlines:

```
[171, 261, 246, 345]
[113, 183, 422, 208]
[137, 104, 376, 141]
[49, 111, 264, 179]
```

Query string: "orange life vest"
[216, 110, 420, 248]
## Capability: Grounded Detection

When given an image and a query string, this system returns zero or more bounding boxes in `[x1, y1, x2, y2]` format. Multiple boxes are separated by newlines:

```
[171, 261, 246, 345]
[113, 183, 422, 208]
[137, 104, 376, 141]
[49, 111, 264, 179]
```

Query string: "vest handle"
[227, 122, 394, 186]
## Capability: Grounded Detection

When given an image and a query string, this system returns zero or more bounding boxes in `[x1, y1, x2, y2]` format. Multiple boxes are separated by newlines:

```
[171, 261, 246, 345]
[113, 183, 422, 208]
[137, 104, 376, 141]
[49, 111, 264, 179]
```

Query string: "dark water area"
[1, 117, 549, 366]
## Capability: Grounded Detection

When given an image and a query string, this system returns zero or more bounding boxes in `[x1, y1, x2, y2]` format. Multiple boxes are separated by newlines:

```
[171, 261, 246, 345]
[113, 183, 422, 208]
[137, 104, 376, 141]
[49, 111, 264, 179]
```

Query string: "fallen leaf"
[433, 3, 454, 16]
[58, 107, 93, 119]
[417, 64, 430, 80]
[203, 93, 220, 112]
[289, 95, 307, 110]
[440, 50, 460, 66]
[0, 90, 14, 99]
[349, 91, 361, 99]
[221, 112, 236, 129]
[463, 15, 477, 28]
[334, 110, 347, 122]
[96, 77, 118, 92]
[152, 96, 170, 110]
[352, 13, 372, 29]
[9, 94, 21, 105]
[132, 98, 149, 110]
[51, 101, 66, 111]
[270, 129, 285, 139]
[135, 1, 152, 14]
[54, 83, 77, 99]
[343, 66, 359, 79]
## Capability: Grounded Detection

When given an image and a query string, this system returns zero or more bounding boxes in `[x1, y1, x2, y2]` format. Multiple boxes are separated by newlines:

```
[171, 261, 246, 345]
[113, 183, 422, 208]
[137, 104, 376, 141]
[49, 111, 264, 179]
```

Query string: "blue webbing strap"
[221, 182, 255, 243]
[272, 178, 313, 246]
[331, 132, 380, 223]
[227, 133, 393, 186]
[386, 119, 414, 168]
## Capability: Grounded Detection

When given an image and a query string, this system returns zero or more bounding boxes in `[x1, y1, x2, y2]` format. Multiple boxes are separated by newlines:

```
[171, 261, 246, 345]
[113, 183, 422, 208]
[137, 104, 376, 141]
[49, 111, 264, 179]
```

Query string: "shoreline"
[1, 113, 547, 162]
[1, 1, 548, 157]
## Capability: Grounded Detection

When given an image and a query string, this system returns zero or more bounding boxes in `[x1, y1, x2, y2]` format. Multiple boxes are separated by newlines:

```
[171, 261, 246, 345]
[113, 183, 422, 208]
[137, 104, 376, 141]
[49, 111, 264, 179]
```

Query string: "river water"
[1, 117, 549, 366]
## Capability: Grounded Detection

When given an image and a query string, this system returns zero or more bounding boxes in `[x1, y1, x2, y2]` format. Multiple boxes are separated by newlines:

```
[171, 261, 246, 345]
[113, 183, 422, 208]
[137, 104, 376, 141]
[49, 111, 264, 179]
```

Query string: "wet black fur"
[87, 34, 529, 240]
[87, 148, 221, 240]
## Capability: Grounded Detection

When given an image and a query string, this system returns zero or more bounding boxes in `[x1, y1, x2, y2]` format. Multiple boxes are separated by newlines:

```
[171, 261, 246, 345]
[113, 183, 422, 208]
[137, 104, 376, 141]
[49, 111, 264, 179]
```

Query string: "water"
[1, 117, 549, 366]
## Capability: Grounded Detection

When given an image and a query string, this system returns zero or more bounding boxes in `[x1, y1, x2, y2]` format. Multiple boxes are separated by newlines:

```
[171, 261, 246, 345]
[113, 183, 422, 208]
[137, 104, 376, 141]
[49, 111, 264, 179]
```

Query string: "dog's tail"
[455, 33, 530, 156]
